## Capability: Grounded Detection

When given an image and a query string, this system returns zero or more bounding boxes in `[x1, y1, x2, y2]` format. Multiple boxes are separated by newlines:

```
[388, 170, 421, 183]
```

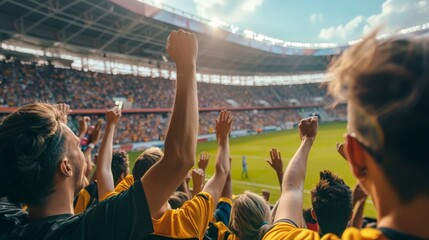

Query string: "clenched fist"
[166, 29, 198, 68]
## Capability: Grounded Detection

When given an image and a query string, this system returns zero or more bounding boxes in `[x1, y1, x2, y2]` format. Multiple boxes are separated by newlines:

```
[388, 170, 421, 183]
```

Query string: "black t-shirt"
[1, 181, 154, 240]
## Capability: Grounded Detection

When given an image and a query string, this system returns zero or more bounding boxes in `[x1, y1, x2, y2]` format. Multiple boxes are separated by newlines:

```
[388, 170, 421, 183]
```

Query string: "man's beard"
[73, 165, 85, 196]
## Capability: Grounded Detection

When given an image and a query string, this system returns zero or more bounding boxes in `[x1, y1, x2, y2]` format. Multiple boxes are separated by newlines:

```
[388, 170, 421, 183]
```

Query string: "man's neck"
[28, 183, 74, 221]
[377, 195, 429, 239]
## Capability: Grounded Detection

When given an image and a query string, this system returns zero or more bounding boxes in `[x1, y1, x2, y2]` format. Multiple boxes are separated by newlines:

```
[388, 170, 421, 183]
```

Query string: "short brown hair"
[328, 32, 429, 203]
[132, 147, 163, 181]
[0, 103, 66, 205]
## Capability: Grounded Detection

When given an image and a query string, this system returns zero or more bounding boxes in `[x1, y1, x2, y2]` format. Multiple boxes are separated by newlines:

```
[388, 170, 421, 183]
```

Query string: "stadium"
[1, 0, 429, 239]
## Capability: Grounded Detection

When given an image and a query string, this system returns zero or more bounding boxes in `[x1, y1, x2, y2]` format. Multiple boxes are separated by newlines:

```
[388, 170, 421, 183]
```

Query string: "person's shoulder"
[205, 221, 236, 240]
[218, 197, 232, 206]
[264, 223, 387, 240]
[342, 227, 386, 240]
[0, 199, 28, 238]
[263, 220, 321, 240]
[5, 214, 75, 240]
[114, 174, 134, 193]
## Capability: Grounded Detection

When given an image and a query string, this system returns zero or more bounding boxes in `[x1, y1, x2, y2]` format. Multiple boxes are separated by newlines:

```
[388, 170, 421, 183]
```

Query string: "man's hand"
[262, 189, 270, 202]
[198, 152, 210, 171]
[215, 110, 233, 147]
[185, 171, 192, 184]
[166, 29, 198, 68]
[54, 103, 71, 124]
[298, 116, 318, 141]
[353, 183, 368, 204]
[192, 168, 205, 195]
[78, 116, 90, 139]
[91, 119, 104, 145]
[266, 148, 283, 174]
[336, 142, 347, 160]
[106, 106, 121, 126]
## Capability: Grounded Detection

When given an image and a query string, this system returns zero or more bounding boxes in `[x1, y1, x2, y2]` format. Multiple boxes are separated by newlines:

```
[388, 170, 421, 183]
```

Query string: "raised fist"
[166, 29, 198, 67]
[298, 116, 318, 140]
[106, 106, 121, 126]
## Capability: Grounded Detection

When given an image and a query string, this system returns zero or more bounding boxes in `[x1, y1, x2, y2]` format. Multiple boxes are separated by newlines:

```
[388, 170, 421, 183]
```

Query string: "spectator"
[0, 29, 199, 239]
[264, 33, 429, 239]
[74, 149, 129, 214]
[310, 170, 353, 236]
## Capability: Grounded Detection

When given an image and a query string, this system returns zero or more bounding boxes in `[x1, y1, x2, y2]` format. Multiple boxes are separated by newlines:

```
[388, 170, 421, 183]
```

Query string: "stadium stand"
[1, 1, 428, 239]
[0, 61, 329, 109]
[0, 60, 335, 144]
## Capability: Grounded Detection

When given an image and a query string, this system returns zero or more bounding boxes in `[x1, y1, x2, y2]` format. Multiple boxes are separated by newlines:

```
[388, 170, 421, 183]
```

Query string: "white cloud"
[310, 13, 324, 22]
[363, 0, 429, 35]
[319, 15, 364, 40]
[193, 0, 226, 18]
[192, 0, 264, 22]
[240, 0, 263, 12]
[318, 0, 429, 42]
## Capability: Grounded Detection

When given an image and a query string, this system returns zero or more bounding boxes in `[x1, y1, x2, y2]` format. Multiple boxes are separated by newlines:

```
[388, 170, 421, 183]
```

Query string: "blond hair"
[327, 30, 429, 202]
[229, 191, 271, 240]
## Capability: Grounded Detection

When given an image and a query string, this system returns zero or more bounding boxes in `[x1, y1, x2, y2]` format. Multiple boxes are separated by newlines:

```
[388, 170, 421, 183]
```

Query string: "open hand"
[198, 152, 210, 171]
[215, 110, 233, 147]
[266, 148, 283, 174]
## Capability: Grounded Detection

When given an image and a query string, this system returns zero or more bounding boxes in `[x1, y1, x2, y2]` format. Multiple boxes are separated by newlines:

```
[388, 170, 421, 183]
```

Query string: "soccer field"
[129, 122, 376, 218]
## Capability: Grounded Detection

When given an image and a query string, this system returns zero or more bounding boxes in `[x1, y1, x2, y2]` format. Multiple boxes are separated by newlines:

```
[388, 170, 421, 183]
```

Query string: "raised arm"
[141, 29, 199, 217]
[198, 151, 210, 185]
[266, 148, 284, 191]
[54, 103, 71, 125]
[78, 116, 90, 140]
[275, 117, 318, 226]
[96, 107, 121, 200]
[84, 119, 103, 181]
[220, 160, 232, 200]
[202, 110, 233, 204]
[350, 183, 368, 228]
[176, 171, 192, 199]
[192, 168, 205, 196]
[336, 142, 347, 160]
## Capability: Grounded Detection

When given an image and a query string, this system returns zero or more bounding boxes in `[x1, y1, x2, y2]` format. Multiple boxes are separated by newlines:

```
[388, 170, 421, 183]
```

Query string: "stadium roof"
[0, 0, 332, 74]
[1, 0, 428, 75]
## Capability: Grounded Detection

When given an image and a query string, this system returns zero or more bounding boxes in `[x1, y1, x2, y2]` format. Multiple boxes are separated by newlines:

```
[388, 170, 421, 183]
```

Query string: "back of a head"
[311, 170, 352, 236]
[230, 191, 271, 240]
[168, 191, 189, 209]
[0, 103, 66, 206]
[111, 150, 129, 185]
[132, 147, 163, 180]
[328, 33, 429, 203]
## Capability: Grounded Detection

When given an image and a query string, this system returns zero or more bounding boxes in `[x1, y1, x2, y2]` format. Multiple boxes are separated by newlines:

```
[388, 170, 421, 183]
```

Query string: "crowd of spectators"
[0, 29, 428, 240]
[0, 60, 328, 109]
[0, 60, 332, 144]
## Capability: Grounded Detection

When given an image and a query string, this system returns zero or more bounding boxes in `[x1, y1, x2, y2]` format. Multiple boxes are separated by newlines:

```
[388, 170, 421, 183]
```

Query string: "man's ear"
[311, 209, 317, 221]
[345, 135, 368, 181]
[58, 158, 73, 177]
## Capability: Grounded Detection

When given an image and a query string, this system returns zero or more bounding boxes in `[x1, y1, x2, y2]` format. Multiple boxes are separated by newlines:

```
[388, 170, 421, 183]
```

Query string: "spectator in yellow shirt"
[264, 32, 429, 240]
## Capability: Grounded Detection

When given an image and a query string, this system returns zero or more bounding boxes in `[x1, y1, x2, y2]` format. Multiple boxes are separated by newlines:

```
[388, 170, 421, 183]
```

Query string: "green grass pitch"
[128, 122, 376, 218]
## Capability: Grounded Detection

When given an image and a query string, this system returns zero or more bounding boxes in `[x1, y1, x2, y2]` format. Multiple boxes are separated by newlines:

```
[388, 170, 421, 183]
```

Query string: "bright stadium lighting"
[230, 25, 240, 34]
[209, 17, 226, 28]
[244, 30, 255, 39]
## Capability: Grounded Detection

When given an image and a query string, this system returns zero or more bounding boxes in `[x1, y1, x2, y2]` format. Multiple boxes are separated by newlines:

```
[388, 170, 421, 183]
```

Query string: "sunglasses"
[347, 133, 384, 164]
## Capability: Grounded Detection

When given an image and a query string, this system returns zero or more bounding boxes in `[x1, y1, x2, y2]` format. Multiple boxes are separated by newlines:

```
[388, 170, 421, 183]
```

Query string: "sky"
[145, 0, 429, 44]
